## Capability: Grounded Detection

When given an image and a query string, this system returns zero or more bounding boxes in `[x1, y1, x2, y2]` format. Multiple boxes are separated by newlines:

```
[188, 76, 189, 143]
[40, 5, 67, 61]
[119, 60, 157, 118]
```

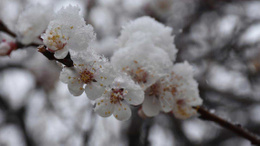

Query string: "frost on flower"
[111, 39, 173, 89]
[141, 61, 202, 118]
[169, 61, 203, 119]
[42, 5, 95, 59]
[60, 50, 115, 98]
[94, 75, 144, 121]
[118, 16, 178, 61]
[16, 4, 53, 45]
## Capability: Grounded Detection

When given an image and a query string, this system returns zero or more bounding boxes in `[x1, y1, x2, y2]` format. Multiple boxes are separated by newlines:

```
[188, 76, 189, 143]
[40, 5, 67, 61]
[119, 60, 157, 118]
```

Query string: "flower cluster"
[40, 5, 202, 120]
[43, 5, 144, 121]
[142, 61, 202, 118]
[113, 16, 203, 119]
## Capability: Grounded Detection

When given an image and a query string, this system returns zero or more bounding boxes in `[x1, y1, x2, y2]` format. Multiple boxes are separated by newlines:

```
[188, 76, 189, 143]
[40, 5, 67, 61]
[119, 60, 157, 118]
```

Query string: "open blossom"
[141, 61, 202, 118]
[142, 78, 175, 117]
[42, 5, 95, 59]
[111, 38, 173, 89]
[94, 75, 144, 121]
[16, 4, 53, 45]
[118, 16, 178, 61]
[60, 50, 116, 98]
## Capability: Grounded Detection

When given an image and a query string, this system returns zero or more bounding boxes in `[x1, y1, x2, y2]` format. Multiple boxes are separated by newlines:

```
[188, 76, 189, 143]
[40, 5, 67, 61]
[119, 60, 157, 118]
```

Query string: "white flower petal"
[94, 97, 114, 117]
[113, 102, 131, 121]
[59, 67, 78, 83]
[54, 47, 68, 59]
[124, 89, 144, 106]
[68, 82, 84, 96]
[85, 82, 105, 100]
[160, 97, 173, 113]
[142, 96, 161, 117]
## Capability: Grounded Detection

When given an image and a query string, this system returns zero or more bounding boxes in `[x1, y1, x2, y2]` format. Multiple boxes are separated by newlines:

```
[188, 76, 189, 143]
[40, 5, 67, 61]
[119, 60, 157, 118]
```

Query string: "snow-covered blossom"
[141, 61, 202, 118]
[111, 38, 173, 89]
[94, 75, 144, 121]
[42, 5, 95, 59]
[60, 50, 115, 98]
[118, 16, 178, 61]
[170, 62, 202, 119]
[16, 4, 53, 45]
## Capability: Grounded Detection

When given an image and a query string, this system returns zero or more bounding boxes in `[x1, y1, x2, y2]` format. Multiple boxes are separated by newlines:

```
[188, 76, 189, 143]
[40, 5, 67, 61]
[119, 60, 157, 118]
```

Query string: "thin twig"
[0, 21, 74, 67]
[196, 106, 260, 145]
[0, 21, 39, 48]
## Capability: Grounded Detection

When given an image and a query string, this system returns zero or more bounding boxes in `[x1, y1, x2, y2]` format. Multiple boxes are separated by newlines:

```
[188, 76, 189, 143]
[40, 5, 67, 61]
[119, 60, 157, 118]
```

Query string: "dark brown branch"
[196, 106, 260, 145]
[38, 45, 74, 67]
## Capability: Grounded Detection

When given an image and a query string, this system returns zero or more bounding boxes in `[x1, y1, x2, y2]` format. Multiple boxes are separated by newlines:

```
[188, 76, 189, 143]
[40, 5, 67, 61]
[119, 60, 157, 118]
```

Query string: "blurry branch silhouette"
[0, 21, 74, 67]
[199, 81, 260, 105]
[196, 106, 260, 145]
[0, 21, 38, 48]
[0, 66, 35, 146]
[0, 95, 35, 146]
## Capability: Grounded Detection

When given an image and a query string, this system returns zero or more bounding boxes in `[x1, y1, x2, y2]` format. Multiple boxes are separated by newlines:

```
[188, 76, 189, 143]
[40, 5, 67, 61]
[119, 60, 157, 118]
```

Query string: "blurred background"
[0, 0, 260, 146]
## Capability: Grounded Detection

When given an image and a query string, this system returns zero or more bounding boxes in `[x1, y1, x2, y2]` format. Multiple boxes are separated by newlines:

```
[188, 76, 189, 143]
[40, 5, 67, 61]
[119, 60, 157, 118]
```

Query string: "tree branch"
[196, 106, 260, 145]
[37, 45, 74, 67]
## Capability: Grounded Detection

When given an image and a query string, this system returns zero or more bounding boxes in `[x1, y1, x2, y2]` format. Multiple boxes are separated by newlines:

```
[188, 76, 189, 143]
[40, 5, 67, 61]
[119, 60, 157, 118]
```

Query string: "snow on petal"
[118, 16, 178, 61]
[111, 38, 173, 89]
[42, 5, 95, 59]
[169, 61, 203, 119]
